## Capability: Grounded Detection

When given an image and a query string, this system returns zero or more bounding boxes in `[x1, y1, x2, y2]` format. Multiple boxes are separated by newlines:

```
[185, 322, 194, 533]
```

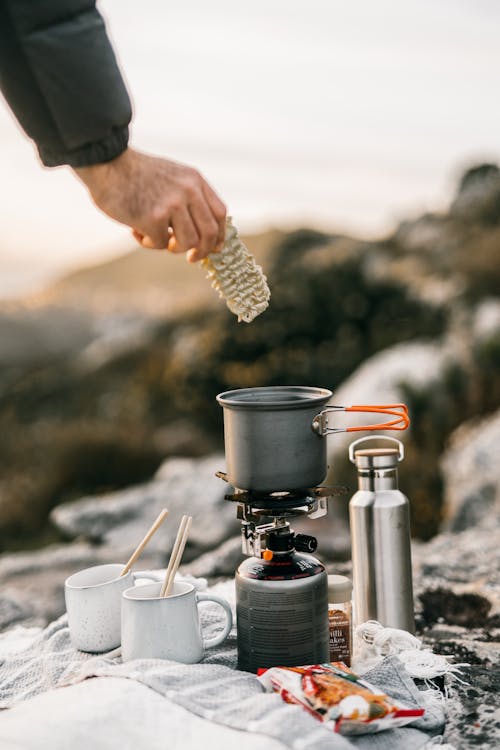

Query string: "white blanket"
[0, 677, 287, 750]
[0, 579, 444, 750]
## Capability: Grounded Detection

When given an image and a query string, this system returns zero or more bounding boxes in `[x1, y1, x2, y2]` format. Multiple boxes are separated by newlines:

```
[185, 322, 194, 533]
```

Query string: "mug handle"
[196, 592, 233, 649]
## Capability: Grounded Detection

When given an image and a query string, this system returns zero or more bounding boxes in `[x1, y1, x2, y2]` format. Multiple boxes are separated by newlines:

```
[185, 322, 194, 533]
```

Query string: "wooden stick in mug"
[160, 515, 188, 596]
[120, 508, 169, 576]
[161, 515, 192, 597]
[163, 515, 192, 598]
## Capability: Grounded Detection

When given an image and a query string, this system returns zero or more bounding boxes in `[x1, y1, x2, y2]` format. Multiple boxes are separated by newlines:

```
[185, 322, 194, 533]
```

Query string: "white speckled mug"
[65, 563, 160, 653]
[121, 580, 233, 663]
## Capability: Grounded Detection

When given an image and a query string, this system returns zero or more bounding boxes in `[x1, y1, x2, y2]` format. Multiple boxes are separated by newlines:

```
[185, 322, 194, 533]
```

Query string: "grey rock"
[321, 340, 452, 552]
[181, 536, 244, 579]
[473, 297, 500, 341]
[440, 409, 500, 532]
[450, 163, 500, 225]
[0, 304, 94, 367]
[443, 666, 500, 750]
[419, 587, 492, 629]
[412, 523, 500, 612]
[413, 523, 500, 749]
[328, 341, 449, 449]
[410, 521, 500, 747]
[0, 542, 125, 580]
[394, 213, 448, 253]
[417, 524, 500, 582]
[422, 623, 500, 668]
[0, 542, 149, 629]
[0, 455, 241, 629]
[75, 313, 155, 372]
[51, 455, 239, 563]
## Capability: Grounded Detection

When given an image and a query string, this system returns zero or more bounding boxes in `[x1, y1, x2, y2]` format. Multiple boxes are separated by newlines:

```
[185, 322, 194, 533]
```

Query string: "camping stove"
[216, 472, 347, 673]
[216, 472, 342, 556]
[215, 385, 409, 673]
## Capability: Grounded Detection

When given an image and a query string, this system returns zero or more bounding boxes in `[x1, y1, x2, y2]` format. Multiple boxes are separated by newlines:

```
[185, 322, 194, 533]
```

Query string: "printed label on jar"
[328, 608, 351, 666]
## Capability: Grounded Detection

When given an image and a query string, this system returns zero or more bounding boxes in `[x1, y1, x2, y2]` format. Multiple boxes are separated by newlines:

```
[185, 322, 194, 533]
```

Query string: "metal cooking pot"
[216, 386, 409, 492]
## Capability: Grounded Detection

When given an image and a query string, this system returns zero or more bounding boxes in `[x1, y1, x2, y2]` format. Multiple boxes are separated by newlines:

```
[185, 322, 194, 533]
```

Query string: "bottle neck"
[357, 467, 399, 491]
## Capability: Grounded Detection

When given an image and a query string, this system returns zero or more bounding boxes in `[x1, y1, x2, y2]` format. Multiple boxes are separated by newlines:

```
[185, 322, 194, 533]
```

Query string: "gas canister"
[235, 526, 329, 673]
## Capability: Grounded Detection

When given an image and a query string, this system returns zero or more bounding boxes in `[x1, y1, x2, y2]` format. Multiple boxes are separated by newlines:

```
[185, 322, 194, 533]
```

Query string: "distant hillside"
[0, 229, 284, 367]
[0, 164, 499, 550]
[32, 229, 285, 316]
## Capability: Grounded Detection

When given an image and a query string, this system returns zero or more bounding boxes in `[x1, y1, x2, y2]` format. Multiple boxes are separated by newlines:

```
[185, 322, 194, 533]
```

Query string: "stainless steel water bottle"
[349, 436, 415, 633]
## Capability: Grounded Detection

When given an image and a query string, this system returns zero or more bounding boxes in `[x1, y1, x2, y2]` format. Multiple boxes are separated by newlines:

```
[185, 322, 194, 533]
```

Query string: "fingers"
[169, 205, 200, 254]
[180, 172, 226, 259]
[132, 228, 164, 250]
[133, 220, 170, 250]
[161, 182, 226, 260]
[187, 200, 219, 261]
[131, 163, 227, 259]
[201, 181, 227, 250]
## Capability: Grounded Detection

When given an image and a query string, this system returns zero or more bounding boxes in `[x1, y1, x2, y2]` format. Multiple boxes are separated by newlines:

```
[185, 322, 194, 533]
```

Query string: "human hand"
[74, 148, 226, 262]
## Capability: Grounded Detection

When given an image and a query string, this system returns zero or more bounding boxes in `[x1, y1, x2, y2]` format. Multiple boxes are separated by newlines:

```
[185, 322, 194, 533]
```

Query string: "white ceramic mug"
[65, 563, 161, 653]
[121, 580, 233, 663]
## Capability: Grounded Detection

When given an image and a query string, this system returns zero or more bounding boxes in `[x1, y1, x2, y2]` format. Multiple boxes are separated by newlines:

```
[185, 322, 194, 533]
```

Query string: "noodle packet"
[257, 662, 424, 736]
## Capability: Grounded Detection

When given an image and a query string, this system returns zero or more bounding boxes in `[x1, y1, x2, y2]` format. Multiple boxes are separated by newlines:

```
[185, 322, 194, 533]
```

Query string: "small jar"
[327, 574, 353, 666]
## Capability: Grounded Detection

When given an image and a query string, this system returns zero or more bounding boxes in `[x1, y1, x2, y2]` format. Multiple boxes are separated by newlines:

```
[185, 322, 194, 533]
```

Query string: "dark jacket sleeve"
[0, 0, 132, 167]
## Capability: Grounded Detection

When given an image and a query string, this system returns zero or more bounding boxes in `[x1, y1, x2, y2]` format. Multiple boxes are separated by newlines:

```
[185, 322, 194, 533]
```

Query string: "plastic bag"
[257, 662, 424, 735]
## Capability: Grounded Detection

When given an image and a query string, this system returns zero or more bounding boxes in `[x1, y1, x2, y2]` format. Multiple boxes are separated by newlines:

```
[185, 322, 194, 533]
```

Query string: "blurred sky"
[0, 0, 499, 298]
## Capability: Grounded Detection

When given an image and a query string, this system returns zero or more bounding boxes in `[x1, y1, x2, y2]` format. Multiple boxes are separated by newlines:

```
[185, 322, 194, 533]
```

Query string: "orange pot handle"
[312, 403, 410, 435]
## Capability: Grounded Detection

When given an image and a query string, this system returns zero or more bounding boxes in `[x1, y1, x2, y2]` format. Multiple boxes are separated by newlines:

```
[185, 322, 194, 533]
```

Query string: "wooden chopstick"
[120, 508, 169, 576]
[160, 514, 193, 597]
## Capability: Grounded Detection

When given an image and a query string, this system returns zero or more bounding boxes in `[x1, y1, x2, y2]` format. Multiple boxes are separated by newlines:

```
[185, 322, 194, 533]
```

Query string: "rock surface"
[0, 455, 239, 629]
[412, 518, 500, 677]
[321, 339, 453, 539]
[181, 536, 244, 579]
[0, 304, 95, 366]
[326, 340, 450, 462]
[450, 163, 500, 226]
[440, 408, 500, 532]
[444, 666, 500, 749]
[0, 452, 499, 749]
[0, 542, 140, 629]
[51, 454, 239, 560]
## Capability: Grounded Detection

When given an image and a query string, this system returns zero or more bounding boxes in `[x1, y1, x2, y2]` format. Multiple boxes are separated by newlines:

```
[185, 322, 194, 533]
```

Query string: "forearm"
[0, 0, 131, 167]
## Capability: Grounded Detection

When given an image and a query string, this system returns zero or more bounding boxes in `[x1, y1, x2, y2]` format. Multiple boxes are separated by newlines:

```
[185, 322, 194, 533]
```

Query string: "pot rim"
[216, 385, 333, 411]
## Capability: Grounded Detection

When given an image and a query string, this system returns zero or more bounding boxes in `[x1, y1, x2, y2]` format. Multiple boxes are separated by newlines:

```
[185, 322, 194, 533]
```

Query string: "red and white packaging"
[257, 662, 424, 736]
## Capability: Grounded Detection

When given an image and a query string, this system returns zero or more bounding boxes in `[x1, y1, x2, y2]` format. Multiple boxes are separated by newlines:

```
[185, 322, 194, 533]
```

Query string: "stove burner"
[217, 472, 347, 505]
[215, 472, 347, 555]
[236, 497, 317, 519]
[225, 489, 315, 507]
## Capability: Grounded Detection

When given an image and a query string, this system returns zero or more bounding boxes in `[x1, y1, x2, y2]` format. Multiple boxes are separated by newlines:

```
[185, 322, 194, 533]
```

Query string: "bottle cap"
[354, 448, 399, 470]
[327, 574, 352, 603]
[349, 437, 404, 469]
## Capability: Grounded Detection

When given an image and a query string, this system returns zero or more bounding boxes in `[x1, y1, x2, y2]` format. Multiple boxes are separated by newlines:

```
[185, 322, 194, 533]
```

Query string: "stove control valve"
[294, 534, 318, 554]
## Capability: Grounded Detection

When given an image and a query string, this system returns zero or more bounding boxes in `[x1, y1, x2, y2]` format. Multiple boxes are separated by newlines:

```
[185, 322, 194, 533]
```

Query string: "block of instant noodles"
[257, 662, 424, 736]
[200, 217, 270, 323]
